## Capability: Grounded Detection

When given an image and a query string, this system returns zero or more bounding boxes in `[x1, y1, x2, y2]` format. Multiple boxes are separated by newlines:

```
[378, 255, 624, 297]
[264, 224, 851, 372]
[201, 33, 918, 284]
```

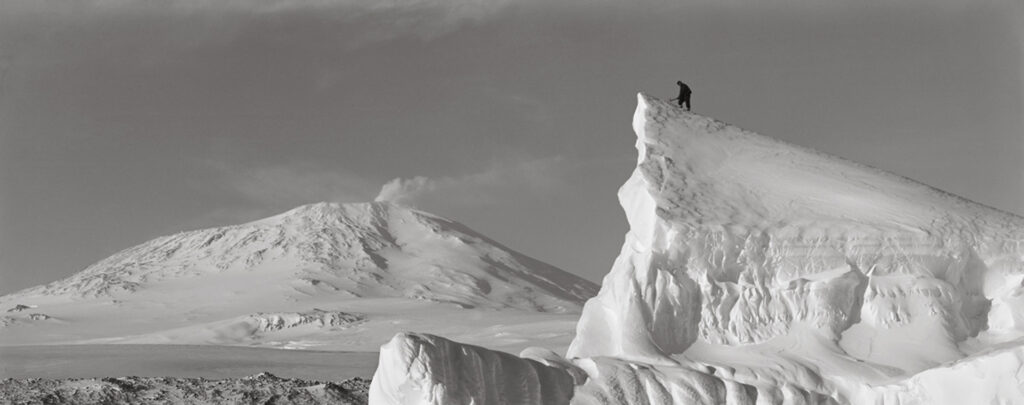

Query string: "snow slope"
[370, 94, 1024, 404]
[0, 202, 597, 353]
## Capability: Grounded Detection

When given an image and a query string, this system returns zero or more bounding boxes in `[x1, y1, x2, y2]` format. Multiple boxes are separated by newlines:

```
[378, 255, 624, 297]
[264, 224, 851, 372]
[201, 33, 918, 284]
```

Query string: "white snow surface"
[369, 333, 576, 405]
[370, 94, 1024, 404]
[0, 202, 597, 353]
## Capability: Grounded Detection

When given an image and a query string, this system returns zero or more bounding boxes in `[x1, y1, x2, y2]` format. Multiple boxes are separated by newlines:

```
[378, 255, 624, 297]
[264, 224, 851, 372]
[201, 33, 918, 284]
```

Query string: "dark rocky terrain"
[0, 372, 368, 404]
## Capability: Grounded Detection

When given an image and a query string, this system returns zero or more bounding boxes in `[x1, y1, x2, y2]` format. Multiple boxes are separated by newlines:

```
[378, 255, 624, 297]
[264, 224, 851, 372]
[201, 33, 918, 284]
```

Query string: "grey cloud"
[375, 176, 436, 206]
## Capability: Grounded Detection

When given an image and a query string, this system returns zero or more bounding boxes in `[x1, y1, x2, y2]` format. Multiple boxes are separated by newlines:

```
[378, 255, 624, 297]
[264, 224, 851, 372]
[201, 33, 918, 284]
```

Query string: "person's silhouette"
[671, 81, 692, 111]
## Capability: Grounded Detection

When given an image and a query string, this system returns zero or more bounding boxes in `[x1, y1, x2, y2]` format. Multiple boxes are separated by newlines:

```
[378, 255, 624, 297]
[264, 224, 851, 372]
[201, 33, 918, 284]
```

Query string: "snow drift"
[370, 94, 1024, 404]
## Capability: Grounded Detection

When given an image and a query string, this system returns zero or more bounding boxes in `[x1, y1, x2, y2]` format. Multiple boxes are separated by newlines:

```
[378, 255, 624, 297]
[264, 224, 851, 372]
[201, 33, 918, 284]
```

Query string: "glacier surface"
[370, 94, 1024, 404]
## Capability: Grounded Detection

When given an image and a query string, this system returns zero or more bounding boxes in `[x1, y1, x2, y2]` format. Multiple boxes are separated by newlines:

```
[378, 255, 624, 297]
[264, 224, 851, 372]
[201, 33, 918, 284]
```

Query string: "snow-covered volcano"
[370, 94, 1024, 404]
[0, 202, 597, 352]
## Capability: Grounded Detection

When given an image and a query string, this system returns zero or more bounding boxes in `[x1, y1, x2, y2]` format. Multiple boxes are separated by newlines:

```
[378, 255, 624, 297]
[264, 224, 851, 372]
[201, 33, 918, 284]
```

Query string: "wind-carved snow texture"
[0, 202, 597, 352]
[370, 94, 1024, 405]
[370, 333, 577, 405]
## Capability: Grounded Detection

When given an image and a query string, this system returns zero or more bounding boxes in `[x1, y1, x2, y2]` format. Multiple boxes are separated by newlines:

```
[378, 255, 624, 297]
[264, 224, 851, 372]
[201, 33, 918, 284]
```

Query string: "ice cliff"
[369, 333, 577, 405]
[370, 94, 1024, 404]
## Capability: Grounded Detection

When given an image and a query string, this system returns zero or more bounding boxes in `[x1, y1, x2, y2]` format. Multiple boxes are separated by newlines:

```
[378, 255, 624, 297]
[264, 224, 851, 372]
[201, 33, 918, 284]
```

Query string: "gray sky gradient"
[1, 0, 1021, 294]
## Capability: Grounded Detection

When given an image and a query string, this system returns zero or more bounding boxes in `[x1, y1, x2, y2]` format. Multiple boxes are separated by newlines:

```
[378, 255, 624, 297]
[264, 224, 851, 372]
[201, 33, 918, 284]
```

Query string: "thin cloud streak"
[4, 0, 516, 51]
[208, 155, 573, 226]
[375, 156, 568, 208]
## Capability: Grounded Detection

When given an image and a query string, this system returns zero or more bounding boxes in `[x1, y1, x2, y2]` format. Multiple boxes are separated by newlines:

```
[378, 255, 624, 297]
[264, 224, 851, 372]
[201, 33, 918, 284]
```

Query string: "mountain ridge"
[1, 201, 597, 352]
[6, 201, 596, 313]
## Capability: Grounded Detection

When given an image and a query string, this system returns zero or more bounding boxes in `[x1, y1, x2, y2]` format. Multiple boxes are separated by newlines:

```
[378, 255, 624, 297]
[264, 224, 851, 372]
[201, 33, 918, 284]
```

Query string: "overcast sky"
[1, 0, 1022, 294]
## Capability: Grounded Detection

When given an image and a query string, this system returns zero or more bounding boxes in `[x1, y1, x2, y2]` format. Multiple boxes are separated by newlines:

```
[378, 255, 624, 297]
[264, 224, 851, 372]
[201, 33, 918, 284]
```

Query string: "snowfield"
[0, 201, 597, 354]
[0, 345, 378, 381]
[369, 94, 1024, 405]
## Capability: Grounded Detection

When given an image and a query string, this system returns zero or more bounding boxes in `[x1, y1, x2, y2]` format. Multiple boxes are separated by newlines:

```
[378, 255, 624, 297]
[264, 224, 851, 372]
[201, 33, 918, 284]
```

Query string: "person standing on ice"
[670, 81, 692, 111]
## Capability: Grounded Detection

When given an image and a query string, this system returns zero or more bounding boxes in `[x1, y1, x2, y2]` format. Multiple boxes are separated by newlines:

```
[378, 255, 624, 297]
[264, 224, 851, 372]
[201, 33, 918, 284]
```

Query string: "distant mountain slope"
[0, 202, 597, 352]
[8, 201, 595, 312]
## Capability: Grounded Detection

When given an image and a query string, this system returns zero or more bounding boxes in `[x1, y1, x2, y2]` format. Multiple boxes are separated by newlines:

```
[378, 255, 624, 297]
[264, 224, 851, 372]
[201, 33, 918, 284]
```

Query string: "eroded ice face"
[371, 94, 1024, 405]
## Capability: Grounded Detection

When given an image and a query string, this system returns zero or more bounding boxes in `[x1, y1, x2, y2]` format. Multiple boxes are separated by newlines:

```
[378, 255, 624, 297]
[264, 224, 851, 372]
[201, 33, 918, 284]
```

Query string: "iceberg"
[370, 94, 1024, 404]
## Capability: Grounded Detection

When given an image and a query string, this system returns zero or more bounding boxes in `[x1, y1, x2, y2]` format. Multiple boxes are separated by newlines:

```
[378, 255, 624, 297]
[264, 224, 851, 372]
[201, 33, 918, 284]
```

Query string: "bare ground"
[0, 372, 369, 405]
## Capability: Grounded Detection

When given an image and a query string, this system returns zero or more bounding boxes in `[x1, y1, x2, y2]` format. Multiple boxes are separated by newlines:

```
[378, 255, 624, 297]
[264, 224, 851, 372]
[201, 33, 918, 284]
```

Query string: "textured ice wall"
[369, 94, 1024, 405]
[369, 333, 849, 405]
[569, 356, 836, 405]
[368, 334, 835, 405]
[368, 333, 576, 405]
[569, 94, 1024, 369]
